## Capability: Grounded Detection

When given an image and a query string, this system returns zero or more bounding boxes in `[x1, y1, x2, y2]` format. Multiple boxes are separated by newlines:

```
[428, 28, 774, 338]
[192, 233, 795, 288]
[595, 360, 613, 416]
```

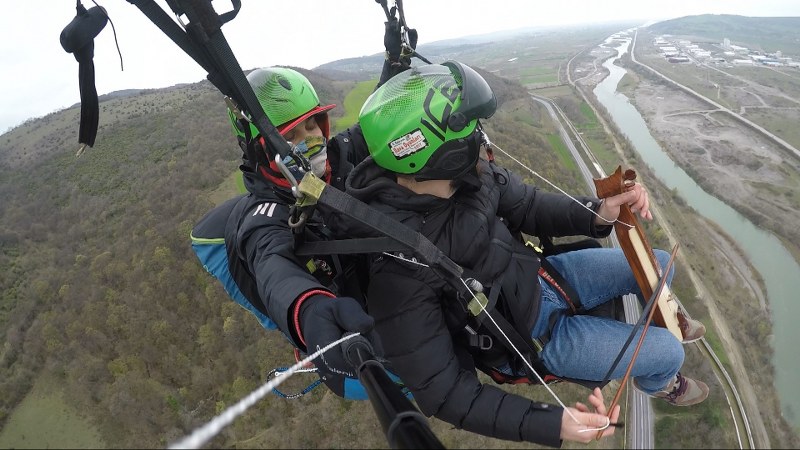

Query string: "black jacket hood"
[345, 156, 448, 213]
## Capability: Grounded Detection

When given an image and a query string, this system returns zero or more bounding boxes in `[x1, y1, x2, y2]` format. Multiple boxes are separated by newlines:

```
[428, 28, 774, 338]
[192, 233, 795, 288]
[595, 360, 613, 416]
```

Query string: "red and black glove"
[294, 293, 383, 380]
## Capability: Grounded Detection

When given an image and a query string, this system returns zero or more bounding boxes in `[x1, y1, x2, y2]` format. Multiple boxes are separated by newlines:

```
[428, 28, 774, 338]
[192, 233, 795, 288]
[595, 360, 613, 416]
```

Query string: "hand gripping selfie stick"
[342, 335, 444, 449]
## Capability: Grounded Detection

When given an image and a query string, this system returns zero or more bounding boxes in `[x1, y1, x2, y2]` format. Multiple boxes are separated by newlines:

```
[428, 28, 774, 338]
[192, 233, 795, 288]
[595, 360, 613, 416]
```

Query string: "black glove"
[384, 16, 416, 68]
[299, 295, 383, 381]
[378, 16, 417, 90]
[407, 28, 418, 53]
[384, 15, 403, 63]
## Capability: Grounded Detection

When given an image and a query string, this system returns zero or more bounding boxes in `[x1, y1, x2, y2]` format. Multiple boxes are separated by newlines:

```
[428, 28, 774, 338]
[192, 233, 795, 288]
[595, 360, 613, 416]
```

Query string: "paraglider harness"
[73, 0, 621, 417]
[479, 237, 626, 387]
[277, 105, 624, 392]
[75, 1, 445, 447]
[290, 170, 625, 391]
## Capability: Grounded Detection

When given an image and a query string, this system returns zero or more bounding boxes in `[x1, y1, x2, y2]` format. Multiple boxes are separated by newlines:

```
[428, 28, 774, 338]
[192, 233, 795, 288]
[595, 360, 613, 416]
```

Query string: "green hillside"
[0, 61, 583, 448]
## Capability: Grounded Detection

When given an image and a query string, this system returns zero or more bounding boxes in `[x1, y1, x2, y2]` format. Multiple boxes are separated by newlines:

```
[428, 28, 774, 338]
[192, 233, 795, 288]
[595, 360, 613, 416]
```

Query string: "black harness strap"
[296, 175, 580, 387]
[296, 237, 411, 256]
[128, 0, 292, 164]
[306, 178, 464, 282]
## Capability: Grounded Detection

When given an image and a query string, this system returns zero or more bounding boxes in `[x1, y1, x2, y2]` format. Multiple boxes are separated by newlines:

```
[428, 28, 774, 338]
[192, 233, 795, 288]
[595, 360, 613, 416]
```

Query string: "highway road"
[529, 93, 655, 449]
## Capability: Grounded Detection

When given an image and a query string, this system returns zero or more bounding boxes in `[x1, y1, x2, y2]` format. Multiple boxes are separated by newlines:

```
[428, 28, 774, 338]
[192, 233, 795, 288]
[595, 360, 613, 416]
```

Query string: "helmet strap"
[239, 119, 268, 171]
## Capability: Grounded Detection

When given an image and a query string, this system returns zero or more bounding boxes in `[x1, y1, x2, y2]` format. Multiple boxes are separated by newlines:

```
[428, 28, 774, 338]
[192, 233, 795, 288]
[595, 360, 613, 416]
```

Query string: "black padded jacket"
[338, 157, 612, 447]
[221, 125, 370, 347]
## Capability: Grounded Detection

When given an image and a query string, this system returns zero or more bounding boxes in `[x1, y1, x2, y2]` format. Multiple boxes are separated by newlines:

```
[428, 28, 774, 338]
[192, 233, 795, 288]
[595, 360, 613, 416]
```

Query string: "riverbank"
[623, 64, 800, 260]
[579, 40, 800, 446]
[572, 37, 800, 448]
[620, 65, 800, 445]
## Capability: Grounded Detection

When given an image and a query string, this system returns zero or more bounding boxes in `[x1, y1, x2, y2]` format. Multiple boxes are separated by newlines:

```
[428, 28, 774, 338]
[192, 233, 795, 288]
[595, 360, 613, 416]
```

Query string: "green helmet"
[228, 67, 334, 140]
[359, 61, 497, 180]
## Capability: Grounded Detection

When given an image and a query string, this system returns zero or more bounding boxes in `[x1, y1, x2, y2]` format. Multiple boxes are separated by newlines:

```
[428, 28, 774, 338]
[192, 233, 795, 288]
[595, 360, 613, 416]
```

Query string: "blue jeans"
[528, 248, 684, 394]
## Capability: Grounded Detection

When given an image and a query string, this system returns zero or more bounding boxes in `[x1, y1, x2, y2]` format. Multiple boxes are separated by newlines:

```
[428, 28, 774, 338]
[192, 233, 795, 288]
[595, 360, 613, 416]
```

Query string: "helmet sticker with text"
[389, 129, 428, 159]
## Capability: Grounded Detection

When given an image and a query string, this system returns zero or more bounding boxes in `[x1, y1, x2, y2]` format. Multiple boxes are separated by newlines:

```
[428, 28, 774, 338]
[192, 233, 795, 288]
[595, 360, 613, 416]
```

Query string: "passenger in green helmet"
[359, 61, 496, 181]
[336, 60, 709, 446]
[190, 15, 418, 400]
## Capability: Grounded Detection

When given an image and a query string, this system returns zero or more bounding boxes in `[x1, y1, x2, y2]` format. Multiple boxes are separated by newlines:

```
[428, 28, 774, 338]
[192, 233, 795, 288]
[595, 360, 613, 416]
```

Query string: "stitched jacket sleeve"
[368, 258, 564, 447]
[235, 199, 331, 346]
[493, 163, 612, 239]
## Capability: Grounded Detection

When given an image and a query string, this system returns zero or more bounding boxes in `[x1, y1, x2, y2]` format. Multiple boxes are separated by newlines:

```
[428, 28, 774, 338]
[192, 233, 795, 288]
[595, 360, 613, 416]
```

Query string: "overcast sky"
[2, 0, 800, 134]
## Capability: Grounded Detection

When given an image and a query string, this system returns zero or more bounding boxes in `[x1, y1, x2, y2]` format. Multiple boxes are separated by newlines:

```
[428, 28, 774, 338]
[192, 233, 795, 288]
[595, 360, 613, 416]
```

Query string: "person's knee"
[653, 248, 675, 279]
[653, 248, 670, 266]
[652, 327, 685, 370]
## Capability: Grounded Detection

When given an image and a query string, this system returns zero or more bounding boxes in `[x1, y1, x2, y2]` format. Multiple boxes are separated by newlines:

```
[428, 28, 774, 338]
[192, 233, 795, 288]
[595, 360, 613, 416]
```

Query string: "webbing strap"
[295, 237, 411, 256]
[128, 0, 291, 161]
[310, 179, 464, 282]
[484, 271, 503, 318]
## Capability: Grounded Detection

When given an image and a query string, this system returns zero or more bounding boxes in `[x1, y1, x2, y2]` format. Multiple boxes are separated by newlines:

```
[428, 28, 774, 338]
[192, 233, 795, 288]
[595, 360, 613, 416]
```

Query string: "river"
[593, 36, 799, 430]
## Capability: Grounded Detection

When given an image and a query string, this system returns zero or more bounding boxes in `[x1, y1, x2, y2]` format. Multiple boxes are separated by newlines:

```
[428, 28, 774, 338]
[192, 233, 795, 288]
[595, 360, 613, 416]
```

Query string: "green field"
[0, 376, 105, 449]
[520, 66, 560, 85]
[333, 79, 377, 133]
[545, 133, 577, 171]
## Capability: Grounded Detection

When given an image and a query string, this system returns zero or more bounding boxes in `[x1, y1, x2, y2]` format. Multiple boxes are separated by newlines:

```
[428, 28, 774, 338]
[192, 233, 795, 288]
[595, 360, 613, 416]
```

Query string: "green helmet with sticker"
[358, 61, 497, 180]
[228, 67, 334, 140]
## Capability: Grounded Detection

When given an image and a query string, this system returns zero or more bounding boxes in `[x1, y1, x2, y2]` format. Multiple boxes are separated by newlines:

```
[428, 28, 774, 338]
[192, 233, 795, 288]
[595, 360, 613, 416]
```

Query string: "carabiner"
[274, 153, 306, 199]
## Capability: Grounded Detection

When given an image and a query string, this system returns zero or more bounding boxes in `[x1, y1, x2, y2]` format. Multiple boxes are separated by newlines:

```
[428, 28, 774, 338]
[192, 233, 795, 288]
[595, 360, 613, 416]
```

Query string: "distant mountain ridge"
[647, 14, 800, 55]
[315, 20, 641, 75]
